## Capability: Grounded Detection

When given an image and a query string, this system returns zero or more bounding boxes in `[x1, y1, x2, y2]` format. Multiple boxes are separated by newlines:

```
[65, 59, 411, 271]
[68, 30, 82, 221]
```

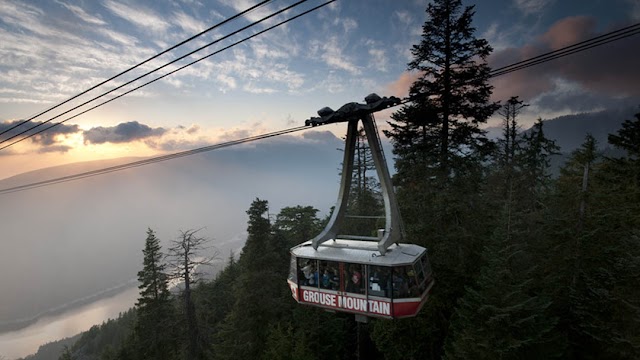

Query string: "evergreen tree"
[269, 205, 356, 360]
[566, 115, 640, 359]
[387, 0, 499, 181]
[543, 124, 640, 358]
[273, 205, 322, 248]
[445, 205, 559, 359]
[516, 118, 560, 212]
[496, 96, 527, 176]
[59, 346, 74, 360]
[135, 228, 175, 360]
[214, 199, 283, 360]
[193, 252, 241, 354]
[378, 0, 499, 356]
[607, 112, 640, 187]
[445, 114, 562, 358]
[542, 135, 600, 358]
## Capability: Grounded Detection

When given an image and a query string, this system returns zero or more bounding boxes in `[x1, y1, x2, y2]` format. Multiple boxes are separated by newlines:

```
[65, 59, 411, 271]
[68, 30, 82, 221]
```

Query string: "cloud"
[243, 83, 277, 94]
[56, 1, 106, 25]
[302, 130, 340, 143]
[186, 125, 200, 135]
[481, 22, 516, 52]
[533, 79, 639, 113]
[368, 48, 388, 72]
[97, 27, 138, 45]
[0, 2, 158, 104]
[394, 10, 412, 26]
[314, 36, 361, 75]
[337, 18, 358, 33]
[216, 74, 237, 92]
[513, 0, 555, 15]
[0, 120, 79, 147]
[540, 16, 597, 49]
[83, 121, 166, 144]
[489, 16, 640, 106]
[386, 71, 422, 98]
[251, 41, 289, 60]
[173, 11, 207, 34]
[37, 144, 73, 153]
[103, 0, 168, 33]
[217, 0, 276, 24]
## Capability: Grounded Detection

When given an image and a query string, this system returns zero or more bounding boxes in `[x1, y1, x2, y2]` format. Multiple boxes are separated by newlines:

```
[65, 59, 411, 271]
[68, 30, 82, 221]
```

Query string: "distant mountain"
[483, 107, 638, 176]
[535, 107, 639, 153]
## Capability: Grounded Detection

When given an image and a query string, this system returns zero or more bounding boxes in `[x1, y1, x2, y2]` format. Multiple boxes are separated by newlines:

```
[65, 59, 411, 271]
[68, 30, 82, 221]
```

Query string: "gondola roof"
[291, 239, 426, 266]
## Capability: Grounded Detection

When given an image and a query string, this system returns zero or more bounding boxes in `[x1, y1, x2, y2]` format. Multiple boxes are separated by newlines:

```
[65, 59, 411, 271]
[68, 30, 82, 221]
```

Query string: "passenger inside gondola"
[369, 266, 391, 297]
[301, 260, 318, 287]
[330, 268, 340, 290]
[392, 267, 410, 298]
[321, 269, 331, 289]
[318, 261, 340, 290]
[346, 264, 365, 294]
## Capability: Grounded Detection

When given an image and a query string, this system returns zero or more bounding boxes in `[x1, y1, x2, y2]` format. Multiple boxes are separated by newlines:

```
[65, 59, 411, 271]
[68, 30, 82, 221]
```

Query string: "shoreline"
[0, 279, 137, 334]
[0, 285, 139, 359]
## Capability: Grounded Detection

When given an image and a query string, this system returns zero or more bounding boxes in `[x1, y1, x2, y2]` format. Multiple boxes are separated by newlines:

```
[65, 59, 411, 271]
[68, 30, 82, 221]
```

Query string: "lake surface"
[0, 286, 138, 359]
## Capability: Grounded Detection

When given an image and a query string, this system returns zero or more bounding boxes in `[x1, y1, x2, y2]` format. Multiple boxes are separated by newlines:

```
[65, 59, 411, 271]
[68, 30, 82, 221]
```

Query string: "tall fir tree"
[516, 118, 560, 212]
[607, 112, 640, 188]
[387, 0, 499, 182]
[214, 199, 285, 360]
[135, 228, 176, 360]
[543, 123, 640, 358]
[378, 0, 499, 357]
[496, 96, 527, 175]
[267, 205, 356, 360]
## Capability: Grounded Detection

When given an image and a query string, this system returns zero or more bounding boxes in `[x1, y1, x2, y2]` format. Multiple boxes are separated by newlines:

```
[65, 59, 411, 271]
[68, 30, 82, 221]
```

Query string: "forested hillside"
[50, 0, 639, 359]
[55, 108, 640, 359]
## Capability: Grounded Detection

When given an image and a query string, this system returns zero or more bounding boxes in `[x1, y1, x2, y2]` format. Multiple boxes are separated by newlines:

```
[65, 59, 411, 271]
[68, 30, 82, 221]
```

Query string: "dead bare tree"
[167, 228, 217, 360]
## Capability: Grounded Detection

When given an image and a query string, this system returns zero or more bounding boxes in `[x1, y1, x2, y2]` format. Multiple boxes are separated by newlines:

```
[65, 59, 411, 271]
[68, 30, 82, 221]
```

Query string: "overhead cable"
[398, 21, 640, 106]
[0, 126, 309, 195]
[0, 0, 320, 148]
[0, 0, 273, 139]
[490, 22, 640, 77]
[3, 6, 636, 194]
[6, 5, 634, 152]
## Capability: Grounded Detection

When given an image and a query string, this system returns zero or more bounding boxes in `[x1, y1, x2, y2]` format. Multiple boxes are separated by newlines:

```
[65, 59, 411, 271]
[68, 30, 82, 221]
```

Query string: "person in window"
[321, 269, 331, 289]
[369, 267, 381, 291]
[393, 268, 409, 298]
[369, 266, 391, 297]
[330, 268, 340, 290]
[347, 265, 362, 293]
[302, 262, 317, 286]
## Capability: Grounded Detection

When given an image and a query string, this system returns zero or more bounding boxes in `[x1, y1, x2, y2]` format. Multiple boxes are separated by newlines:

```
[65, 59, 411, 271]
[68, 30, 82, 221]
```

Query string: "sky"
[0, 1, 639, 356]
[1, 0, 639, 179]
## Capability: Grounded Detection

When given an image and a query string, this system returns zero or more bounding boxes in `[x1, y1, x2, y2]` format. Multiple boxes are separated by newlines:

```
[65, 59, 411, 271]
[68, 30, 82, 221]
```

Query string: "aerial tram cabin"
[287, 94, 434, 321]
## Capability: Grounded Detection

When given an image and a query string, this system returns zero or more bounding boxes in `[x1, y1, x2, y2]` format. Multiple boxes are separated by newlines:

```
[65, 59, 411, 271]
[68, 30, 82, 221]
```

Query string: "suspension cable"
[0, 0, 273, 139]
[0, 125, 309, 195]
[0, 0, 324, 148]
